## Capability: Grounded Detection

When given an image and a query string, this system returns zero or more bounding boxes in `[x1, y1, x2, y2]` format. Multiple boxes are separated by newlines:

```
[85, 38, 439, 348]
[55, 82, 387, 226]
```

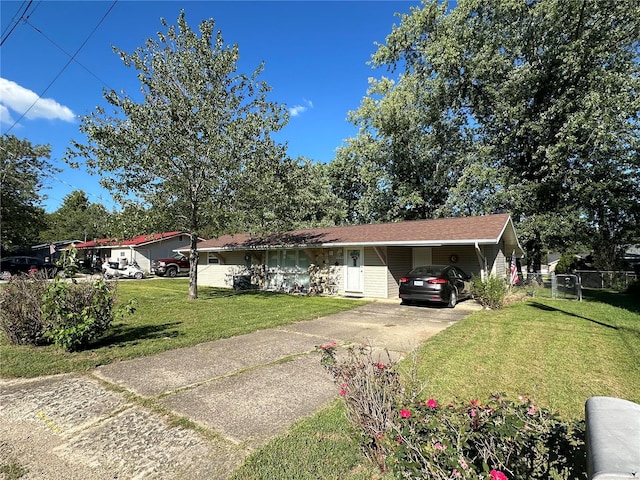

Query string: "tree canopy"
[0, 134, 54, 252]
[66, 11, 292, 298]
[40, 190, 109, 243]
[334, 0, 640, 270]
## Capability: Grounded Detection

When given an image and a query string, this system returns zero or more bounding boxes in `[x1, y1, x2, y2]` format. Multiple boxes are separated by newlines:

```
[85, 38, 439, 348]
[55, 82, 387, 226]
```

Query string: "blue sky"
[1, 0, 419, 212]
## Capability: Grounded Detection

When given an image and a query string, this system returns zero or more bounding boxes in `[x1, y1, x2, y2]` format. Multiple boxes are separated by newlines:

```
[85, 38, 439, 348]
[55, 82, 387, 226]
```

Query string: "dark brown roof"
[195, 214, 517, 251]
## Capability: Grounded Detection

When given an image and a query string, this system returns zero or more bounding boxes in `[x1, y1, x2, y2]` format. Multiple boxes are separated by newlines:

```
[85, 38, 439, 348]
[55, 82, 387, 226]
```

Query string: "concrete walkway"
[0, 300, 480, 479]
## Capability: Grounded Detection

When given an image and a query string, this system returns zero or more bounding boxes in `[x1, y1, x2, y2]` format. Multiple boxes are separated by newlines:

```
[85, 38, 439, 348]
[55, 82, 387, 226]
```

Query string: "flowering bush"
[392, 394, 586, 479]
[317, 341, 404, 471]
[318, 344, 586, 479]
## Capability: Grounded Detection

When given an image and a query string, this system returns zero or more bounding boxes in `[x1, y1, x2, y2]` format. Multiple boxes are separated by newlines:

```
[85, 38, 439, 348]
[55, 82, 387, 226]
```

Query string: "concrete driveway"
[0, 299, 480, 479]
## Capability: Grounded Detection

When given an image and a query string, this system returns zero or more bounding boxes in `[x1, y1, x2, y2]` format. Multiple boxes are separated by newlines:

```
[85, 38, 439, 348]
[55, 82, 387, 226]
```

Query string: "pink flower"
[400, 409, 411, 418]
[453, 469, 461, 477]
[434, 442, 446, 450]
[377, 362, 385, 369]
[470, 408, 477, 418]
[459, 459, 468, 470]
[427, 398, 439, 408]
[527, 404, 538, 415]
[339, 389, 346, 396]
[490, 470, 508, 480]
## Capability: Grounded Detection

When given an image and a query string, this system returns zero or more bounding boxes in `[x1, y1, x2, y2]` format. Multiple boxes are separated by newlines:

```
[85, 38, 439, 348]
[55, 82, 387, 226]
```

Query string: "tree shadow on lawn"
[581, 289, 640, 315]
[529, 302, 620, 330]
[198, 286, 292, 300]
[93, 322, 182, 348]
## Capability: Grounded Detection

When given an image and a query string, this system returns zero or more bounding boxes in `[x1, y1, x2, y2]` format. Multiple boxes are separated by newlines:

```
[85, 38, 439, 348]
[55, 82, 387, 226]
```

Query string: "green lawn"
[0, 279, 367, 377]
[230, 290, 640, 479]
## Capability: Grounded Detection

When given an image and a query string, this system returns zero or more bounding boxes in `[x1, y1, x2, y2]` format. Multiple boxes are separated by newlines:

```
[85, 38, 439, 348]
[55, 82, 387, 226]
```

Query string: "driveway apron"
[0, 300, 479, 479]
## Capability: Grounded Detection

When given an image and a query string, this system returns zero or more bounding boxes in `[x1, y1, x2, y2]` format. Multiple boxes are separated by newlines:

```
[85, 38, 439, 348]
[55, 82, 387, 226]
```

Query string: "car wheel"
[134, 272, 143, 280]
[447, 290, 457, 308]
[166, 266, 178, 277]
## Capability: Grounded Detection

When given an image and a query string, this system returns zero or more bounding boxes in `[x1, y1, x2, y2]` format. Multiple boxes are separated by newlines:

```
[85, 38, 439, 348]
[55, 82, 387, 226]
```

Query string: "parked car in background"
[399, 265, 472, 308]
[151, 253, 190, 277]
[101, 259, 145, 280]
[0, 256, 57, 279]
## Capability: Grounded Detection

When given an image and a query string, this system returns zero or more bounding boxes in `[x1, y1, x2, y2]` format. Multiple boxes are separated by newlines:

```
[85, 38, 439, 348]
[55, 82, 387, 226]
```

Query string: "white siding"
[362, 247, 387, 299]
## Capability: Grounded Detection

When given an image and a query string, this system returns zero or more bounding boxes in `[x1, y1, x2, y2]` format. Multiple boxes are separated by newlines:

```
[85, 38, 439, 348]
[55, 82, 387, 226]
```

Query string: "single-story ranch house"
[177, 213, 523, 300]
[74, 232, 194, 273]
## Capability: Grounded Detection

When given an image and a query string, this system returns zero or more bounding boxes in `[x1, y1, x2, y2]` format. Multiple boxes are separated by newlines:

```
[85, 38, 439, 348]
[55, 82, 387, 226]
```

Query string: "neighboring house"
[31, 240, 82, 264]
[74, 232, 195, 273]
[177, 213, 523, 300]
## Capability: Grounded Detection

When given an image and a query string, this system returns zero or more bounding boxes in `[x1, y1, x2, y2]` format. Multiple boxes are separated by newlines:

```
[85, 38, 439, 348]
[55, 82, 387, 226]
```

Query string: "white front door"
[345, 248, 363, 293]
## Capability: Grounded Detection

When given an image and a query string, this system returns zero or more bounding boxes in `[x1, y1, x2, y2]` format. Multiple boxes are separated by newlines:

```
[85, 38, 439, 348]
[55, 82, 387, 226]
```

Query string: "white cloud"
[288, 98, 314, 117]
[0, 77, 75, 125]
[0, 104, 14, 126]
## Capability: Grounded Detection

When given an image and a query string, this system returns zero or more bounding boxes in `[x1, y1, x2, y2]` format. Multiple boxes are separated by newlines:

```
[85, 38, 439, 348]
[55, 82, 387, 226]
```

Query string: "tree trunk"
[188, 232, 198, 300]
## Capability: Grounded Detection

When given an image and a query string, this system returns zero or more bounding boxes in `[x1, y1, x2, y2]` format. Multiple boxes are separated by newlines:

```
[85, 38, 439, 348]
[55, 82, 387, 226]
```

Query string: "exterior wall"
[387, 247, 412, 299]
[362, 247, 388, 299]
[194, 242, 511, 299]
[431, 246, 479, 277]
[103, 236, 190, 273]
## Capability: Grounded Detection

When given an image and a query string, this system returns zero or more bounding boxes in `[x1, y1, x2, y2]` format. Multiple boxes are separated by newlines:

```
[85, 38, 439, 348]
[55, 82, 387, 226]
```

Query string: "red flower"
[400, 409, 411, 418]
[427, 398, 439, 408]
[490, 470, 508, 480]
[339, 389, 346, 396]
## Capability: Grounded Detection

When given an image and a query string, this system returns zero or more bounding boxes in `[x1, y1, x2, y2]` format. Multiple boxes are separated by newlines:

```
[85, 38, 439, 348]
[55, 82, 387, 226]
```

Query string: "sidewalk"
[0, 301, 479, 479]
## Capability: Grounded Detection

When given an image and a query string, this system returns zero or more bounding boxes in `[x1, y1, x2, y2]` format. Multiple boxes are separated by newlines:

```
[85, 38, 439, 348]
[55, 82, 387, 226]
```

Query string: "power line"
[0, 0, 33, 47]
[25, 19, 115, 91]
[4, 0, 118, 134]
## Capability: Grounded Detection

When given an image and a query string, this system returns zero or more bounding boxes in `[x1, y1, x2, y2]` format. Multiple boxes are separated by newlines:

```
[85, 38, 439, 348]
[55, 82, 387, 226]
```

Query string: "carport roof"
[74, 232, 189, 249]
[191, 213, 523, 254]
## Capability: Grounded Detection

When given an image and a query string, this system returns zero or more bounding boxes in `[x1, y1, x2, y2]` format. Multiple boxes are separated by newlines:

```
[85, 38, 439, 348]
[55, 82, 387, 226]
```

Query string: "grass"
[0, 279, 367, 377]
[229, 290, 640, 479]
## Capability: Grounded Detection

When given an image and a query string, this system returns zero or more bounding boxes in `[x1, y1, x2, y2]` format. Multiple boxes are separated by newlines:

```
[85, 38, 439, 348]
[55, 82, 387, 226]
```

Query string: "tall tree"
[0, 134, 54, 251]
[66, 11, 290, 298]
[345, 0, 640, 270]
[40, 190, 109, 242]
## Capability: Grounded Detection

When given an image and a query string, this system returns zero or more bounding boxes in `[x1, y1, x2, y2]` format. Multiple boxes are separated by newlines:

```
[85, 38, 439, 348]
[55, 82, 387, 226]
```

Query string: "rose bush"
[317, 343, 586, 479]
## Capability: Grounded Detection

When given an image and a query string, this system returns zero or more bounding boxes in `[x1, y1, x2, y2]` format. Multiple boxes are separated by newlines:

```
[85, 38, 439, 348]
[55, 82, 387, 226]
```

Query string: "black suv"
[0, 256, 57, 279]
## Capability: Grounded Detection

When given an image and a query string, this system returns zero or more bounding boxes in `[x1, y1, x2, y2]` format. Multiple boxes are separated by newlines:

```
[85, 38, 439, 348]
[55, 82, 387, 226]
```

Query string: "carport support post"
[475, 242, 487, 280]
[188, 232, 199, 300]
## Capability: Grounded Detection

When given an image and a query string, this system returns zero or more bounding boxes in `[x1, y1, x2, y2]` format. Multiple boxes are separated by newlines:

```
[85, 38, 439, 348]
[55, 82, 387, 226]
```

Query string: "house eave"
[182, 238, 505, 253]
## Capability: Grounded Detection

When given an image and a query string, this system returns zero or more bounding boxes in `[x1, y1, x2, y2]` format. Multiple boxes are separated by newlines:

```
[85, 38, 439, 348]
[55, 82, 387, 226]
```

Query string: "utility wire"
[4, 0, 118, 134]
[0, 0, 33, 47]
[25, 19, 115, 91]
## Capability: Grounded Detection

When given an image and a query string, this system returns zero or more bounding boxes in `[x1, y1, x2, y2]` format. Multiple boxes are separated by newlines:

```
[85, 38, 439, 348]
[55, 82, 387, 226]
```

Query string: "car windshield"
[408, 265, 448, 277]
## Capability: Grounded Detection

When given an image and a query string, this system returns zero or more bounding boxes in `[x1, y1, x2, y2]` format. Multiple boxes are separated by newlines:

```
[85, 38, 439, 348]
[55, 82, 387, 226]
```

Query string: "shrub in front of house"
[0, 273, 135, 352]
[471, 275, 508, 309]
[0, 271, 50, 345]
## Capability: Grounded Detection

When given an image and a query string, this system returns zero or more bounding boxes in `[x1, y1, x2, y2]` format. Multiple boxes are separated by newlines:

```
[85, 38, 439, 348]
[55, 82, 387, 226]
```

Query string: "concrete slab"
[94, 329, 334, 397]
[161, 354, 337, 449]
[1, 299, 480, 479]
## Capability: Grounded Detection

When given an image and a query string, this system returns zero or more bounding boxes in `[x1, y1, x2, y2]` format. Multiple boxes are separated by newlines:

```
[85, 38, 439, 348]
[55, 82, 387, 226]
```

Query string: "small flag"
[510, 251, 520, 285]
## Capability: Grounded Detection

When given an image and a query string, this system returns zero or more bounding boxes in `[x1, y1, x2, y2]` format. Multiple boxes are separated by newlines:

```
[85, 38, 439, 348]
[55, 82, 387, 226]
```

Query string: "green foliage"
[0, 269, 135, 353]
[471, 275, 508, 309]
[391, 395, 586, 480]
[554, 254, 577, 275]
[0, 272, 49, 345]
[337, 0, 640, 268]
[41, 277, 136, 352]
[65, 11, 292, 298]
[0, 134, 55, 250]
[39, 190, 109, 243]
[317, 343, 586, 479]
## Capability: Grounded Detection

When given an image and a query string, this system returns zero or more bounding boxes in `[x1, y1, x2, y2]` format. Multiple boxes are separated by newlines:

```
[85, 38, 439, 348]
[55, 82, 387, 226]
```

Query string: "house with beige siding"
[179, 213, 523, 300]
